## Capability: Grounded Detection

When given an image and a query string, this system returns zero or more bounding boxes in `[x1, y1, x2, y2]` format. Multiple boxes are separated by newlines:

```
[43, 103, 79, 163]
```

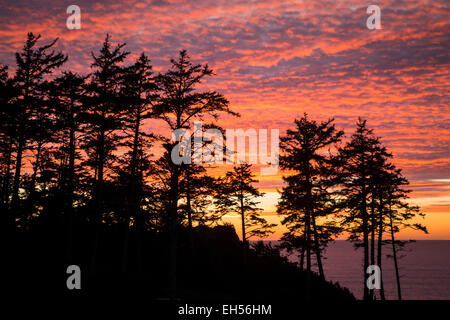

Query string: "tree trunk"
[305, 162, 324, 279]
[300, 223, 307, 271]
[122, 198, 131, 273]
[90, 126, 105, 275]
[27, 141, 42, 221]
[389, 204, 402, 300]
[66, 108, 76, 263]
[1, 137, 13, 207]
[377, 196, 386, 300]
[187, 189, 193, 229]
[135, 207, 143, 274]
[186, 171, 194, 257]
[240, 193, 247, 265]
[11, 127, 25, 211]
[299, 245, 305, 271]
[168, 163, 180, 299]
[305, 206, 311, 301]
[303, 163, 313, 300]
[122, 112, 141, 273]
[362, 220, 369, 300]
[0, 137, 13, 229]
[361, 164, 370, 301]
[311, 213, 325, 280]
[369, 192, 376, 300]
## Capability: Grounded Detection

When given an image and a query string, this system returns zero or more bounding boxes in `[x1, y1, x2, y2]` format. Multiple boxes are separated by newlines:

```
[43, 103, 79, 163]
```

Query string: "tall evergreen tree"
[338, 119, 428, 300]
[49, 71, 87, 262]
[381, 167, 427, 300]
[363, 143, 394, 300]
[0, 65, 17, 220]
[215, 163, 275, 263]
[24, 77, 60, 223]
[336, 118, 416, 300]
[179, 164, 221, 227]
[337, 118, 379, 300]
[83, 34, 129, 273]
[10, 33, 67, 216]
[118, 53, 157, 273]
[277, 114, 343, 302]
[154, 49, 238, 297]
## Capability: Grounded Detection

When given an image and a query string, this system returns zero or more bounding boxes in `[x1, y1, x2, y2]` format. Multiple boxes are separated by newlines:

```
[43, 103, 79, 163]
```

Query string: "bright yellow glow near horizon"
[223, 187, 450, 241]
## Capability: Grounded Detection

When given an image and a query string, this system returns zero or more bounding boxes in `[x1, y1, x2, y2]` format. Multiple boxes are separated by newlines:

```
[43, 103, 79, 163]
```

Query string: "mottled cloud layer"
[0, 0, 448, 238]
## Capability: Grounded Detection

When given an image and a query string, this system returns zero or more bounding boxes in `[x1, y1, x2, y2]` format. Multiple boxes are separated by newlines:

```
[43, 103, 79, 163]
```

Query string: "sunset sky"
[0, 0, 448, 239]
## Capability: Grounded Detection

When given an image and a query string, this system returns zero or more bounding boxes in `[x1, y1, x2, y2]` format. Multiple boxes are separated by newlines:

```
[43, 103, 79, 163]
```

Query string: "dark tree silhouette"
[0, 65, 17, 223]
[83, 34, 129, 273]
[277, 114, 343, 301]
[48, 71, 87, 262]
[179, 165, 220, 227]
[10, 33, 67, 216]
[24, 80, 57, 224]
[363, 142, 394, 300]
[337, 118, 381, 300]
[336, 118, 428, 301]
[215, 163, 276, 263]
[118, 53, 157, 273]
[381, 167, 427, 300]
[154, 49, 238, 298]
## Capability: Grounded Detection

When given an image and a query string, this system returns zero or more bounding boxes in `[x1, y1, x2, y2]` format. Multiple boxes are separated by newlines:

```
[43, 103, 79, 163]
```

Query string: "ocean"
[279, 240, 450, 300]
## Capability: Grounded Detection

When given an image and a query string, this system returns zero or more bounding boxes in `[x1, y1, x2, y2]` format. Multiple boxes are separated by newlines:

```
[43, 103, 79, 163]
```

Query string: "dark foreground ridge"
[5, 221, 354, 301]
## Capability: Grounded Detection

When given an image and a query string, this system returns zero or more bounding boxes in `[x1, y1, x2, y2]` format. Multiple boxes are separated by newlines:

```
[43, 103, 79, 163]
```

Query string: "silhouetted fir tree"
[337, 118, 387, 300]
[381, 167, 427, 300]
[118, 53, 157, 273]
[24, 81, 61, 223]
[363, 143, 394, 300]
[178, 124, 229, 253]
[180, 167, 224, 227]
[360, 153, 394, 300]
[10, 33, 67, 217]
[375, 165, 403, 300]
[336, 120, 428, 301]
[139, 178, 168, 231]
[361, 136, 393, 300]
[215, 163, 275, 264]
[47, 71, 87, 262]
[23, 145, 60, 227]
[83, 34, 129, 273]
[277, 114, 343, 302]
[154, 49, 238, 297]
[0, 65, 18, 222]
